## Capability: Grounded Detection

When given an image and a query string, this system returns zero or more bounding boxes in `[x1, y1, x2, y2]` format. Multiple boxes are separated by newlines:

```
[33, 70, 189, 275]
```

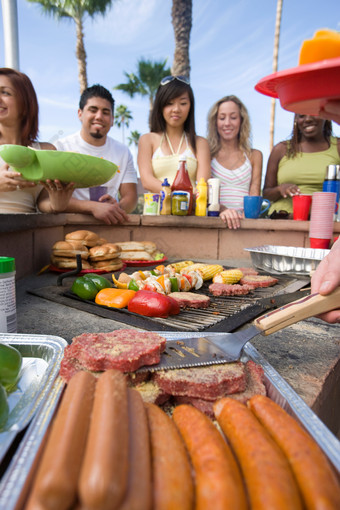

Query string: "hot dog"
[145, 403, 194, 510]
[118, 388, 152, 510]
[214, 397, 303, 510]
[173, 404, 247, 510]
[248, 394, 340, 510]
[25, 371, 96, 510]
[79, 369, 129, 510]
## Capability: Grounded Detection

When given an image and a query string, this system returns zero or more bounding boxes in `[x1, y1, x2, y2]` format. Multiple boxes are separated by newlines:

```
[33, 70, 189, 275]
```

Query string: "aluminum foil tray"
[1, 332, 339, 509]
[0, 334, 67, 465]
[244, 245, 330, 275]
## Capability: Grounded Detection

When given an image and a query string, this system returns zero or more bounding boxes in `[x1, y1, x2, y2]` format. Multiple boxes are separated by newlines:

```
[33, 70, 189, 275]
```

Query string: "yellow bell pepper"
[95, 288, 136, 308]
[112, 274, 128, 289]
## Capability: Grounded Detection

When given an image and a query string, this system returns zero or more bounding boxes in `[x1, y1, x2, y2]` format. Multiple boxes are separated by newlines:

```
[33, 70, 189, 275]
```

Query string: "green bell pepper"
[0, 384, 9, 430]
[82, 273, 112, 291]
[71, 276, 98, 300]
[169, 277, 179, 292]
[0, 343, 22, 390]
[128, 278, 140, 291]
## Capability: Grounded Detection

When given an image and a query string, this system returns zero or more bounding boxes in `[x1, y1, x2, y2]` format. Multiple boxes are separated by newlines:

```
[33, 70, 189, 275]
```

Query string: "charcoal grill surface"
[28, 265, 309, 332]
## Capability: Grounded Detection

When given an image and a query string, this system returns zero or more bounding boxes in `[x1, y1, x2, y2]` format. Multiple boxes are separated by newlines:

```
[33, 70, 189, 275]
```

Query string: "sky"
[0, 0, 339, 178]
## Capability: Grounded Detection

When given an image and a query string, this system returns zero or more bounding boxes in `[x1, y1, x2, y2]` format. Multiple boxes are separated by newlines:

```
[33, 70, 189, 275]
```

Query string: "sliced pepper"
[156, 275, 166, 291]
[0, 343, 22, 390]
[138, 270, 147, 280]
[155, 265, 165, 274]
[169, 277, 179, 292]
[95, 288, 136, 308]
[82, 273, 112, 290]
[112, 274, 128, 289]
[127, 290, 180, 318]
[128, 278, 140, 291]
[71, 276, 98, 300]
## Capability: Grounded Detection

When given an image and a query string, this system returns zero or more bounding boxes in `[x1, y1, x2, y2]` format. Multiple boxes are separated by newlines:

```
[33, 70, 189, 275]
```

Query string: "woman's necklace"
[165, 132, 185, 155]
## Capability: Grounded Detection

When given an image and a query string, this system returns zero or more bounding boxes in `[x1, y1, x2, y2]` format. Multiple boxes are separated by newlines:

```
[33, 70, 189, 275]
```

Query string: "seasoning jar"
[172, 191, 190, 216]
[0, 257, 17, 333]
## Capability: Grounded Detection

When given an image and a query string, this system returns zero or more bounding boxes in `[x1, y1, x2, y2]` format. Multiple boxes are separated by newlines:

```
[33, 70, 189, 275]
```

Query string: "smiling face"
[78, 96, 113, 145]
[162, 92, 191, 129]
[216, 101, 242, 142]
[0, 75, 21, 126]
[296, 114, 325, 139]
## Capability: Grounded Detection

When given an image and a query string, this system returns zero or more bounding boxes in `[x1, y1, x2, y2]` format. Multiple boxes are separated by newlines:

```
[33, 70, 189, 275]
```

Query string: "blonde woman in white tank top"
[207, 95, 263, 229]
[0, 68, 74, 213]
[138, 76, 210, 193]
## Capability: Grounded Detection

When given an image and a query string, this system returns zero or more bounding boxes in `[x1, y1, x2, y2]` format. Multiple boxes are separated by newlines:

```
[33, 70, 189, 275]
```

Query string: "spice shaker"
[0, 257, 17, 333]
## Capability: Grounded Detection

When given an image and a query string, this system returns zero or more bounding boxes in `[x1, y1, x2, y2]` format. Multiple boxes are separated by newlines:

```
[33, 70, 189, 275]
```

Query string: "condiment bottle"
[207, 178, 220, 216]
[323, 165, 340, 220]
[195, 178, 207, 216]
[0, 257, 17, 333]
[171, 156, 193, 214]
[160, 178, 172, 215]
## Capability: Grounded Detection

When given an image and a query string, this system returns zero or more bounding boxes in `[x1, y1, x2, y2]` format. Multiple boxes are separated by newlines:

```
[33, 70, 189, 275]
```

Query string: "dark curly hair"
[287, 114, 333, 158]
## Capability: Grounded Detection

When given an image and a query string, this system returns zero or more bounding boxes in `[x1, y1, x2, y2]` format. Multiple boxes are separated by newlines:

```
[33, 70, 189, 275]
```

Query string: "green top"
[268, 136, 340, 215]
[0, 257, 15, 274]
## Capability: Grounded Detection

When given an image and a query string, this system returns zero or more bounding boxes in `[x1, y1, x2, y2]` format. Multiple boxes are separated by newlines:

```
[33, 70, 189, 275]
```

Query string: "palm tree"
[26, 0, 114, 93]
[127, 130, 141, 148]
[114, 104, 132, 145]
[114, 58, 171, 127]
[171, 0, 192, 78]
[269, 0, 283, 151]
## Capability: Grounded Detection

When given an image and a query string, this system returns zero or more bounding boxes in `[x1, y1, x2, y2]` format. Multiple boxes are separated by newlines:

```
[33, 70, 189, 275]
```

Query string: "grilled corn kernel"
[168, 260, 194, 272]
[181, 264, 224, 281]
[212, 269, 244, 284]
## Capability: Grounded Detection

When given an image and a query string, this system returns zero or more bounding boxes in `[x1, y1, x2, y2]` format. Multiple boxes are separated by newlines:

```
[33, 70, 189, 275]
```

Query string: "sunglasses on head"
[160, 75, 190, 86]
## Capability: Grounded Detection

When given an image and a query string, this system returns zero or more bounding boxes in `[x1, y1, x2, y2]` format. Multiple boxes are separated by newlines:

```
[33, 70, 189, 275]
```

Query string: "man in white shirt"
[55, 84, 138, 224]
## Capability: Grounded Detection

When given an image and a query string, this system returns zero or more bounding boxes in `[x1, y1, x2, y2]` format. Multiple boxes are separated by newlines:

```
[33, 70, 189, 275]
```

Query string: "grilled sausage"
[25, 371, 96, 510]
[173, 404, 247, 510]
[248, 394, 340, 510]
[118, 388, 152, 510]
[79, 369, 129, 510]
[214, 397, 303, 510]
[146, 403, 194, 510]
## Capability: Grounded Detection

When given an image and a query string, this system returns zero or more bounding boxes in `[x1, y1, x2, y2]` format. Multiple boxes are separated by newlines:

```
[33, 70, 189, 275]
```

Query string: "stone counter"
[2, 213, 340, 279]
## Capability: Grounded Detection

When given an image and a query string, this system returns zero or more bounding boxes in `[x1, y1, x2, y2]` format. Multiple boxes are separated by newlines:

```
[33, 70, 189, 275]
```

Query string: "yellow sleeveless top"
[151, 132, 197, 187]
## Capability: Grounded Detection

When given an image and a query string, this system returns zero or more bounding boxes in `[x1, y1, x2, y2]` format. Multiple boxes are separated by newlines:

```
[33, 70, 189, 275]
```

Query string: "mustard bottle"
[195, 178, 207, 216]
[160, 178, 172, 215]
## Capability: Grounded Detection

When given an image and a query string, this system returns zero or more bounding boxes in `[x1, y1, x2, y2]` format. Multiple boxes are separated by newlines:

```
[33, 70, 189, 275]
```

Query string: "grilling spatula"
[138, 287, 340, 371]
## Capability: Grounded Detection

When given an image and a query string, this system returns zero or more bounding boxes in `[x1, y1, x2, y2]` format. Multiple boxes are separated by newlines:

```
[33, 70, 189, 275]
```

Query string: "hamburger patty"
[239, 275, 278, 288]
[60, 330, 166, 378]
[209, 283, 254, 296]
[168, 292, 211, 308]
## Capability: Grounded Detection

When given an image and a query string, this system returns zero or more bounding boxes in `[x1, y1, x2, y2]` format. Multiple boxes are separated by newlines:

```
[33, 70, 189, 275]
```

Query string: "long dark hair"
[151, 79, 197, 153]
[0, 68, 39, 146]
[287, 114, 333, 158]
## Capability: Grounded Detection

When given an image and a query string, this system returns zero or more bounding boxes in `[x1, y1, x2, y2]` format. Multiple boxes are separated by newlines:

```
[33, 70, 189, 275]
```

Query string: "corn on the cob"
[181, 263, 224, 281]
[212, 269, 244, 284]
[167, 260, 194, 273]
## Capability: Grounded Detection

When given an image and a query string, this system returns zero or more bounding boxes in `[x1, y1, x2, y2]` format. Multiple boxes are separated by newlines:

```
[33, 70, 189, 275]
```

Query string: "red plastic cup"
[310, 238, 330, 249]
[292, 194, 312, 220]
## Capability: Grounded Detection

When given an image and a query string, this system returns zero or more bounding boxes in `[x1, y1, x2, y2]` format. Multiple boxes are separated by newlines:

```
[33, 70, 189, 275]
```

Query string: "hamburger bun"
[115, 241, 157, 254]
[89, 243, 121, 261]
[52, 241, 89, 259]
[65, 230, 100, 247]
[90, 259, 123, 271]
[119, 250, 154, 261]
[51, 254, 92, 269]
[96, 237, 108, 246]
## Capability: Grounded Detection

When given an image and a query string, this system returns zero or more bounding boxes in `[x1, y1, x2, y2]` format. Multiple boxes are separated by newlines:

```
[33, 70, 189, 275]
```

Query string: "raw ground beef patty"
[60, 330, 166, 379]
[168, 291, 211, 308]
[153, 362, 246, 400]
[240, 275, 278, 288]
[209, 283, 254, 296]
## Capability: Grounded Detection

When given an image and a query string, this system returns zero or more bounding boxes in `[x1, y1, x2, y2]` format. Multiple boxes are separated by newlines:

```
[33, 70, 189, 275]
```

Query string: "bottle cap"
[162, 178, 170, 186]
[0, 257, 15, 274]
[179, 155, 187, 162]
[325, 165, 339, 180]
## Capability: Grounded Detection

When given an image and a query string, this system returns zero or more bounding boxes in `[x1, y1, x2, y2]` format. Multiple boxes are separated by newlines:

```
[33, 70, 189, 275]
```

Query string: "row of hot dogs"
[23, 369, 340, 510]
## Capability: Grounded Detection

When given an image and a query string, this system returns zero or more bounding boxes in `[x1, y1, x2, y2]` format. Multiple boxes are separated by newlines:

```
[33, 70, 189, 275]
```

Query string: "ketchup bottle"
[171, 156, 193, 215]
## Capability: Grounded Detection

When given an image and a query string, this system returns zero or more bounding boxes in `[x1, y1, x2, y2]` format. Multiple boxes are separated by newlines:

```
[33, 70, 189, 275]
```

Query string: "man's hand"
[90, 200, 129, 224]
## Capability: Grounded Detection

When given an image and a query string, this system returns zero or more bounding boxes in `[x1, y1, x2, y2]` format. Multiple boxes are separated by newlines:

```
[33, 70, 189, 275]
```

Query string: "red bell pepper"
[127, 290, 180, 318]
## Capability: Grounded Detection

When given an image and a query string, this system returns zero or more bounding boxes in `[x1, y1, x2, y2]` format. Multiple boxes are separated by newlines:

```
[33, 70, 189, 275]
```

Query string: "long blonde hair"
[207, 95, 251, 158]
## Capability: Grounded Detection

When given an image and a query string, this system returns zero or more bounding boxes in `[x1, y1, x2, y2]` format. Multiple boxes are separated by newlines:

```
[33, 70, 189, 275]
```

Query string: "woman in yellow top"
[263, 114, 340, 217]
[137, 76, 210, 193]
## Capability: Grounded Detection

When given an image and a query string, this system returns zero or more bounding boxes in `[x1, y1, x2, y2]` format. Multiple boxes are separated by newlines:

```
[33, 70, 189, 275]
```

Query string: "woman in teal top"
[263, 114, 340, 216]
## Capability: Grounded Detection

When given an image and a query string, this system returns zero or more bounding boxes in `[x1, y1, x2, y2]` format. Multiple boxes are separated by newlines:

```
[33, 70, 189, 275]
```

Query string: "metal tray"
[0, 334, 67, 465]
[244, 245, 330, 275]
[0, 332, 339, 509]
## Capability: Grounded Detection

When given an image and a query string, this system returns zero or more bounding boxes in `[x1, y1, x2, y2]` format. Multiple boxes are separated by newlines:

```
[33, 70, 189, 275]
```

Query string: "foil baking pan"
[0, 332, 339, 509]
[0, 334, 67, 465]
[244, 245, 330, 275]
